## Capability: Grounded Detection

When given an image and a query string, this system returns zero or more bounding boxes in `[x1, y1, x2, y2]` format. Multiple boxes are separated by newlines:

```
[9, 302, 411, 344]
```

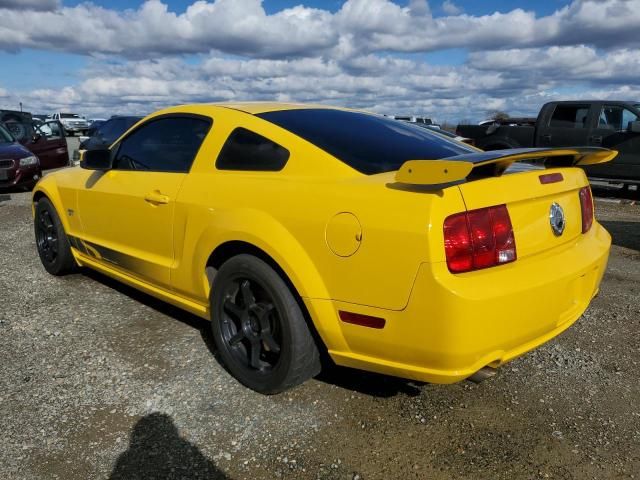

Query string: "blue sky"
[0, 0, 637, 121]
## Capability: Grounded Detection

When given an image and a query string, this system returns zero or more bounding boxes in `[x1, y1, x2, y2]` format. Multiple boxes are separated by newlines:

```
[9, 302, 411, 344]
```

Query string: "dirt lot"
[1, 165, 638, 479]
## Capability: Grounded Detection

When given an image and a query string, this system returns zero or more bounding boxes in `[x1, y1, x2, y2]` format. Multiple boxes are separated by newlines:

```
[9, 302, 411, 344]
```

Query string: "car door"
[583, 104, 640, 180]
[29, 121, 68, 169]
[76, 115, 213, 289]
[536, 103, 593, 148]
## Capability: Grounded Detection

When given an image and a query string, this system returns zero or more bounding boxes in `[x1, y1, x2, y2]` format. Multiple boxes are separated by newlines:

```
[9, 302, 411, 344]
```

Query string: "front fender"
[32, 178, 72, 232]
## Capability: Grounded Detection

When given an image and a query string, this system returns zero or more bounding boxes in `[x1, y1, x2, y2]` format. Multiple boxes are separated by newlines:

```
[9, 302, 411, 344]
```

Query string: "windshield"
[61, 113, 80, 118]
[0, 123, 15, 143]
[257, 109, 475, 174]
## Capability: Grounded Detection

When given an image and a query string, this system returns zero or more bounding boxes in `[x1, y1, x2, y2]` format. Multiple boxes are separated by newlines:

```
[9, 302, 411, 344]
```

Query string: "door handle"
[144, 190, 170, 205]
[590, 136, 603, 144]
[541, 134, 552, 141]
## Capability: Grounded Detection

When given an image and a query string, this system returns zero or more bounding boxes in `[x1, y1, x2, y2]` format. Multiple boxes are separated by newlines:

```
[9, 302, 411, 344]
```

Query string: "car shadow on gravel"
[82, 269, 425, 398]
[600, 220, 640, 251]
[315, 366, 424, 398]
[109, 412, 229, 480]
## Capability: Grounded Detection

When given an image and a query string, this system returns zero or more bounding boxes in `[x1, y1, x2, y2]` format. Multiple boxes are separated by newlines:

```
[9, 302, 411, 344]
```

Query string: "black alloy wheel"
[34, 197, 77, 275]
[35, 208, 58, 265]
[220, 277, 283, 372]
[210, 254, 321, 394]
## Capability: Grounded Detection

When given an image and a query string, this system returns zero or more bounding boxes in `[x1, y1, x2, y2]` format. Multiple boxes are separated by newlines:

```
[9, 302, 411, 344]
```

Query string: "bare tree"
[488, 110, 510, 121]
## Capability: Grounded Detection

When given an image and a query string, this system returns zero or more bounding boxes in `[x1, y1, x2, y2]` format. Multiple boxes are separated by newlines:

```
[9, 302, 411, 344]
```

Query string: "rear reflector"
[539, 172, 564, 184]
[579, 186, 594, 233]
[444, 205, 517, 273]
[339, 311, 386, 329]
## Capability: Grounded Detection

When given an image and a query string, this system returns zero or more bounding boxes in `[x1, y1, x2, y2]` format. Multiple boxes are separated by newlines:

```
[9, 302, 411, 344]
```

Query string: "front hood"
[0, 143, 32, 160]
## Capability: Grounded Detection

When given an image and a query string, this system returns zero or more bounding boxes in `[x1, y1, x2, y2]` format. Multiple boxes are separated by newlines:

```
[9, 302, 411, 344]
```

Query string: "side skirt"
[72, 249, 210, 320]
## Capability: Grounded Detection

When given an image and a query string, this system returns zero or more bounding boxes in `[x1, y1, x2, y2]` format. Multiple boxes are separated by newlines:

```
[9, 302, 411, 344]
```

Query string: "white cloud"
[442, 0, 462, 15]
[0, 0, 337, 58]
[2, 0, 638, 123]
[0, 0, 639, 57]
[8, 43, 639, 123]
[0, 0, 58, 11]
[469, 46, 640, 84]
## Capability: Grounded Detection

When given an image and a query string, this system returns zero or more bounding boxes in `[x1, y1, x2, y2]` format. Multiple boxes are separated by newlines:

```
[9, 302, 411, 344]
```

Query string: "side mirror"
[80, 149, 112, 170]
[628, 121, 640, 133]
[32, 133, 42, 143]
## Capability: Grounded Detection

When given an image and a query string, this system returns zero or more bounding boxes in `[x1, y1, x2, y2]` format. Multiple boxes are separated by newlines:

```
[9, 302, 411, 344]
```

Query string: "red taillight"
[443, 205, 517, 273]
[579, 186, 594, 233]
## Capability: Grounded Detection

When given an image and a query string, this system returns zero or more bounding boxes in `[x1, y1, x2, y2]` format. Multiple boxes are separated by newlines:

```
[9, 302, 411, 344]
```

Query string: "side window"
[600, 105, 639, 131]
[216, 127, 289, 171]
[549, 105, 590, 129]
[112, 116, 211, 172]
[35, 123, 50, 136]
[43, 121, 62, 138]
[97, 119, 119, 142]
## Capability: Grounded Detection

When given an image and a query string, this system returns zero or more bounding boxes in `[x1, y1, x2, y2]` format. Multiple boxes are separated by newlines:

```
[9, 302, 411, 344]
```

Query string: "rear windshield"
[60, 113, 80, 118]
[257, 109, 474, 174]
[0, 123, 14, 143]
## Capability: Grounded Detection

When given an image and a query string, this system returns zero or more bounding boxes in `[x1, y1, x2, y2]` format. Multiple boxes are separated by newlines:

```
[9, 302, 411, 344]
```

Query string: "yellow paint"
[32, 103, 611, 383]
[325, 212, 362, 257]
[395, 159, 473, 185]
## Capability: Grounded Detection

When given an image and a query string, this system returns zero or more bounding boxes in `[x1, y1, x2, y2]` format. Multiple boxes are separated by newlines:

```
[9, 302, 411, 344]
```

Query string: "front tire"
[210, 254, 321, 394]
[34, 197, 77, 275]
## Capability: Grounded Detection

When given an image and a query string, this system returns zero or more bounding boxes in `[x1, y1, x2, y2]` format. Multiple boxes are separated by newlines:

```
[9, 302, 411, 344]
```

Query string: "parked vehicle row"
[0, 115, 69, 190]
[73, 115, 143, 163]
[456, 100, 640, 186]
[387, 114, 440, 128]
[0, 122, 42, 190]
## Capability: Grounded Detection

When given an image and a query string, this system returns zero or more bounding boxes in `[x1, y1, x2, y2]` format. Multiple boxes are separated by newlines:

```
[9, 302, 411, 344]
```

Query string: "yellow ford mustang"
[32, 103, 613, 393]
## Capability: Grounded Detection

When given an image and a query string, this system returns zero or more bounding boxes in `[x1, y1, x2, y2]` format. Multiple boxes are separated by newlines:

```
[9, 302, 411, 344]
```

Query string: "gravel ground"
[1, 161, 639, 479]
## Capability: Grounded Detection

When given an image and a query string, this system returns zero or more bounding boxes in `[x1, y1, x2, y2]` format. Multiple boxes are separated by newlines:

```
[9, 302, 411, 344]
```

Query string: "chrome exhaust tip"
[468, 366, 497, 384]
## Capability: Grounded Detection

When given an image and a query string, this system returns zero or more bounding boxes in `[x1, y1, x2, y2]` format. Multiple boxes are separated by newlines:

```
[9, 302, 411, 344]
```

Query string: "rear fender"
[192, 209, 328, 298]
[191, 209, 348, 351]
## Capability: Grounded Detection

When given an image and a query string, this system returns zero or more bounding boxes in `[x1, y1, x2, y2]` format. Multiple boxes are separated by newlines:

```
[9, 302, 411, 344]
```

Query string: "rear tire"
[210, 254, 321, 394]
[34, 197, 78, 275]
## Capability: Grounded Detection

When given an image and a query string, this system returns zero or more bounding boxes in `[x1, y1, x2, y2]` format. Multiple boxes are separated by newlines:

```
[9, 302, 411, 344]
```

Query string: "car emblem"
[549, 202, 565, 236]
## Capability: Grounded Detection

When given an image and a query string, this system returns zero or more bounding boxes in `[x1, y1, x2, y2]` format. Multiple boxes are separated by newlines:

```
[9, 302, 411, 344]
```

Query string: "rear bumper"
[312, 223, 611, 383]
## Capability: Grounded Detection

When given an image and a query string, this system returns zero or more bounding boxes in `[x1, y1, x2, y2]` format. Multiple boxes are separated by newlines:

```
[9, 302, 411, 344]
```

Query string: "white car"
[50, 112, 89, 136]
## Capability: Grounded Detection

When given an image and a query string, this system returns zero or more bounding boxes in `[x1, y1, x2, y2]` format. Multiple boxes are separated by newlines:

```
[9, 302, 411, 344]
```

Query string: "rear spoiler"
[395, 147, 618, 186]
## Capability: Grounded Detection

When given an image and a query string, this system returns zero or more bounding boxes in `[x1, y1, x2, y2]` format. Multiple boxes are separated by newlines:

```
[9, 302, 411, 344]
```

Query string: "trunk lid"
[394, 147, 615, 261]
[456, 167, 587, 259]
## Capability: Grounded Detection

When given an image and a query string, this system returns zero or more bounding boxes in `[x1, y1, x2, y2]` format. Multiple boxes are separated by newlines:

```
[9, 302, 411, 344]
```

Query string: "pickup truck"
[50, 112, 89, 136]
[456, 101, 640, 185]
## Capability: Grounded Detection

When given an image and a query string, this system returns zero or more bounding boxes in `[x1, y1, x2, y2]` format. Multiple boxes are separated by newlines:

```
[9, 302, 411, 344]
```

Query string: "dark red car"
[4, 119, 69, 170]
[0, 122, 42, 190]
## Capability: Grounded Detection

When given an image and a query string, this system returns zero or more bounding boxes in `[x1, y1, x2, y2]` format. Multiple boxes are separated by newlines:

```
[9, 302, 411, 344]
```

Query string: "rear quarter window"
[216, 127, 289, 171]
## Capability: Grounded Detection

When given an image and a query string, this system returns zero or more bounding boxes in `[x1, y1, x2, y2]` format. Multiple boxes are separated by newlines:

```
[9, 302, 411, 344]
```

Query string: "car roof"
[156, 102, 352, 116]
[213, 102, 348, 114]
